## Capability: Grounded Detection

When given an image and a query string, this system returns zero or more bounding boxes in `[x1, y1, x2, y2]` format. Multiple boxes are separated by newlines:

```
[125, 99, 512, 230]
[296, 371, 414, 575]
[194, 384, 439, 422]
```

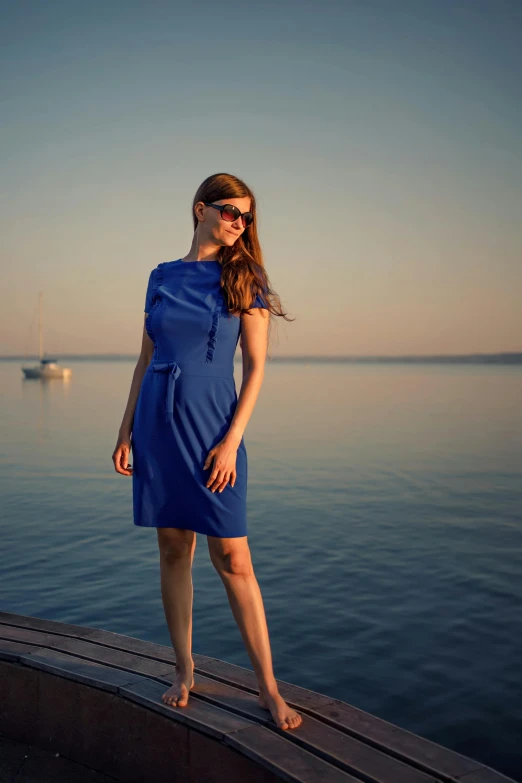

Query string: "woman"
[112, 172, 302, 731]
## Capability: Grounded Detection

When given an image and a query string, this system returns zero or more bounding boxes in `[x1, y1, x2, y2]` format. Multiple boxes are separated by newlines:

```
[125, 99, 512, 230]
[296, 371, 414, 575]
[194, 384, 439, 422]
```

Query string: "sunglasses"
[204, 202, 254, 228]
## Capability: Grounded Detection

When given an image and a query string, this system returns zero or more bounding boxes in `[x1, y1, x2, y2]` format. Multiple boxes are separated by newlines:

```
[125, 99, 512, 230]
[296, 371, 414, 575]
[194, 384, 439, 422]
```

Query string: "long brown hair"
[191, 173, 294, 351]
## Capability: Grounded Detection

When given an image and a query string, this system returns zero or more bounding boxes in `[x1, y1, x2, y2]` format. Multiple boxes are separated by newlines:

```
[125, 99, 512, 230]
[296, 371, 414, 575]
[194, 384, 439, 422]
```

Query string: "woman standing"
[112, 173, 302, 731]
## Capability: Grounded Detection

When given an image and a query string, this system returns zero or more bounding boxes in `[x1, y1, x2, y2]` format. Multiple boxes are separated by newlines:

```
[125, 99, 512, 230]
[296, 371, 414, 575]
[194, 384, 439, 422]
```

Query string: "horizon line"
[2, 352, 522, 364]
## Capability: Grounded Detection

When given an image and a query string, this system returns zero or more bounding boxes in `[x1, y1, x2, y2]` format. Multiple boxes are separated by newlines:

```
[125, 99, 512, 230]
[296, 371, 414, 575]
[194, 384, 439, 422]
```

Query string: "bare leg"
[157, 527, 196, 707]
[207, 535, 303, 730]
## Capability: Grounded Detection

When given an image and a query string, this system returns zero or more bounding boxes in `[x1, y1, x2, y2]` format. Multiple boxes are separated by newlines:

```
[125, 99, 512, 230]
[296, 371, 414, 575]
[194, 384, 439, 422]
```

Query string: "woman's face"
[200, 197, 252, 247]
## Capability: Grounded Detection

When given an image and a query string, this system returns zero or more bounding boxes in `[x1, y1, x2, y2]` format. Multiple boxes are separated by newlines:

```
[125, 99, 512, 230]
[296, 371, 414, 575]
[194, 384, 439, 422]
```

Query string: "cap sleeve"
[144, 268, 157, 313]
[249, 288, 269, 309]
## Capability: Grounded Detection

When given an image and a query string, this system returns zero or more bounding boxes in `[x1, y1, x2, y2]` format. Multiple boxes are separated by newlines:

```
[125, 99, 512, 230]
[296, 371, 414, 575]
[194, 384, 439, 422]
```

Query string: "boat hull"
[22, 366, 72, 379]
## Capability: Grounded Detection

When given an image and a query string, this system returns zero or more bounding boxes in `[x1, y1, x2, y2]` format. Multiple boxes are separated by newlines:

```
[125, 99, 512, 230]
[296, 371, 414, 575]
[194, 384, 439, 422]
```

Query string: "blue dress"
[132, 259, 267, 537]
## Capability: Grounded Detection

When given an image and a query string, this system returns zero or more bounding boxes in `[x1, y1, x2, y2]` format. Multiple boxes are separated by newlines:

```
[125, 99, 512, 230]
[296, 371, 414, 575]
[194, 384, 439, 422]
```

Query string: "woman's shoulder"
[156, 259, 184, 275]
[148, 259, 178, 280]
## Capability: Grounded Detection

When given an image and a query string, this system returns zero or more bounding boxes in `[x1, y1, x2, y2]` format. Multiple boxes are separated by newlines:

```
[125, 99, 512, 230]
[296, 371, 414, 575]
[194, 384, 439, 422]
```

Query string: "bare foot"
[258, 686, 303, 730]
[162, 663, 195, 708]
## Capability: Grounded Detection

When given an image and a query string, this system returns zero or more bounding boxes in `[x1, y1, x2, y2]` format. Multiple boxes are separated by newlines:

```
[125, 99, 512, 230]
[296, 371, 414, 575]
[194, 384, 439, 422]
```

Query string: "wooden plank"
[0, 610, 217, 667]
[0, 639, 41, 661]
[316, 700, 483, 779]
[19, 648, 149, 693]
[226, 724, 362, 783]
[0, 611, 103, 640]
[0, 624, 175, 679]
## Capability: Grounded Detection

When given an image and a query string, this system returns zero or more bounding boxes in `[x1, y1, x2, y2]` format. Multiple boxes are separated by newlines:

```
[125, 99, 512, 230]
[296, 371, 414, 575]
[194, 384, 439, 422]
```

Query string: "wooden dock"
[0, 611, 516, 783]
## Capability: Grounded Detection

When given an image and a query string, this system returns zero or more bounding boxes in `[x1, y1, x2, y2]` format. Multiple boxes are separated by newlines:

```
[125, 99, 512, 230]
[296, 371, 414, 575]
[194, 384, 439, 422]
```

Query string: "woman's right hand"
[113, 434, 133, 476]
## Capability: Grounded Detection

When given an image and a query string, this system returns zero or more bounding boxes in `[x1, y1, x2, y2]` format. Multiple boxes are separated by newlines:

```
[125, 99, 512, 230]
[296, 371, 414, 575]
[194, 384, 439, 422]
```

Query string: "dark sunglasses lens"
[242, 212, 253, 227]
[222, 205, 239, 222]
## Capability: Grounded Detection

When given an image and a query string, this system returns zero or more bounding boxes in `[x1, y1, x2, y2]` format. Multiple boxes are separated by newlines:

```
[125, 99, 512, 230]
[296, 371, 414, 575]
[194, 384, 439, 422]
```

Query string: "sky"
[1, 0, 521, 357]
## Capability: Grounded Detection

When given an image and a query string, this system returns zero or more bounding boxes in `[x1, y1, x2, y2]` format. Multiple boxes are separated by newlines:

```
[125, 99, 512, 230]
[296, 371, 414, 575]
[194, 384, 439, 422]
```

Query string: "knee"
[161, 544, 193, 564]
[212, 549, 254, 578]
[157, 530, 195, 563]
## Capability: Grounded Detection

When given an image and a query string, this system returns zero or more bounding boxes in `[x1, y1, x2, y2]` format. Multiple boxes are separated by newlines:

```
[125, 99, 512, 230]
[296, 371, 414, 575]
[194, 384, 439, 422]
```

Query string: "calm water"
[1, 360, 521, 780]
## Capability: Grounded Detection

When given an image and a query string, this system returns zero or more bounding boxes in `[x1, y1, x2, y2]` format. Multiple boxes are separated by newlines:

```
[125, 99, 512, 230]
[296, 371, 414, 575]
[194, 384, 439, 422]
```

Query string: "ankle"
[258, 679, 279, 696]
[175, 658, 194, 673]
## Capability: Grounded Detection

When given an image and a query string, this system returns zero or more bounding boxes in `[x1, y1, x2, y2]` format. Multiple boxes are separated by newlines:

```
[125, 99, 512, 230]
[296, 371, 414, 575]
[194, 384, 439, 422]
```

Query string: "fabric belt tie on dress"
[152, 362, 181, 423]
[150, 359, 234, 424]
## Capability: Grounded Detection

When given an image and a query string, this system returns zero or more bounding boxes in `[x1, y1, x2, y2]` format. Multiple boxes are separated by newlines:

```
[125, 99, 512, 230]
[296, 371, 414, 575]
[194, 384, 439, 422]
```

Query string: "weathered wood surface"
[0, 611, 516, 783]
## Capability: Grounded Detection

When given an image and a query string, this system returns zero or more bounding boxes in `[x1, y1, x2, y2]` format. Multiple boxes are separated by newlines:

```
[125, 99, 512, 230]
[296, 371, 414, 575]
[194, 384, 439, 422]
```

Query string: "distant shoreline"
[3, 353, 522, 364]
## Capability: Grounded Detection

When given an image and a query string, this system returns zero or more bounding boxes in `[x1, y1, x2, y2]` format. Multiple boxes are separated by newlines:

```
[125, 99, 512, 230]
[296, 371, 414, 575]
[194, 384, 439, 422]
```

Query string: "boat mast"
[39, 291, 43, 361]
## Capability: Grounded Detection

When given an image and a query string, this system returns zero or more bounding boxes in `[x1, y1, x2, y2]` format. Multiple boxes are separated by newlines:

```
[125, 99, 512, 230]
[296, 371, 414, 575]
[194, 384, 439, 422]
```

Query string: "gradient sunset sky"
[2, 0, 521, 357]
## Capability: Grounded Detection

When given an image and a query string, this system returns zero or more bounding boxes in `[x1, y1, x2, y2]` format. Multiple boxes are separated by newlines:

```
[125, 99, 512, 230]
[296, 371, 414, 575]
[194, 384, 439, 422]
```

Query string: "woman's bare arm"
[224, 307, 269, 448]
[112, 317, 154, 476]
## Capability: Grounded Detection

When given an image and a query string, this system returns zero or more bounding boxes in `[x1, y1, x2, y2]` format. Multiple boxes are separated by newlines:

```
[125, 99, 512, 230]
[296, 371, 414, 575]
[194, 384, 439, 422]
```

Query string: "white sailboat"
[21, 291, 72, 379]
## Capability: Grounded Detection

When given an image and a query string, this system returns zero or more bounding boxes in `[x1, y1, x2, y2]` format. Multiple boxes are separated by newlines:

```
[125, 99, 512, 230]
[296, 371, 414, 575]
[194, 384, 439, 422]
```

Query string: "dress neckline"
[176, 258, 221, 265]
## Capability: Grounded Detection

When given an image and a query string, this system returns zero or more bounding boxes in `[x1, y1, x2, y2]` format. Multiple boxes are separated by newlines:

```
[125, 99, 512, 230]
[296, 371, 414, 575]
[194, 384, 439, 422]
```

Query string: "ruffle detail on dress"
[145, 263, 164, 347]
[205, 305, 221, 363]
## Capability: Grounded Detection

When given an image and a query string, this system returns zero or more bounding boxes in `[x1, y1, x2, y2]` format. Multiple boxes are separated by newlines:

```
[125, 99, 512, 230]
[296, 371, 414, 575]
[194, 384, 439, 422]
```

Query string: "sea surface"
[1, 359, 521, 780]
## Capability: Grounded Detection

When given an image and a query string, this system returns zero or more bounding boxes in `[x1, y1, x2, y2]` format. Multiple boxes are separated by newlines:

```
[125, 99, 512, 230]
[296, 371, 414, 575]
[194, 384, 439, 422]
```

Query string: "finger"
[114, 458, 130, 475]
[207, 471, 224, 491]
[113, 449, 133, 476]
[217, 477, 230, 493]
[216, 473, 231, 492]
[206, 466, 221, 484]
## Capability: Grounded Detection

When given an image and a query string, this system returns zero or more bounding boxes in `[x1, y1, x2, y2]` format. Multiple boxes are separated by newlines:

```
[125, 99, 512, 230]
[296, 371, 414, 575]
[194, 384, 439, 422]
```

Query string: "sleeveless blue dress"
[132, 259, 267, 537]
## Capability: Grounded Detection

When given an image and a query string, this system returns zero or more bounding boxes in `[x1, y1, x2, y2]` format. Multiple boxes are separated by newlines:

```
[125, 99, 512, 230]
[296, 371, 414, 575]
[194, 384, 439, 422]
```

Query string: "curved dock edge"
[0, 611, 517, 783]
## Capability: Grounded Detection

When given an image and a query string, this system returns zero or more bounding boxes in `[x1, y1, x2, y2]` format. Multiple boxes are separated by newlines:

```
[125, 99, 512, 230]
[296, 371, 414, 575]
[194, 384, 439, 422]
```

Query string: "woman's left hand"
[203, 439, 237, 493]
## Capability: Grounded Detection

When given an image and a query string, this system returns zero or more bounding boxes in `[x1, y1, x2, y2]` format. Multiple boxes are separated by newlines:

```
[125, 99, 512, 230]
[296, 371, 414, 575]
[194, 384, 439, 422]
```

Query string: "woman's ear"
[194, 201, 205, 222]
